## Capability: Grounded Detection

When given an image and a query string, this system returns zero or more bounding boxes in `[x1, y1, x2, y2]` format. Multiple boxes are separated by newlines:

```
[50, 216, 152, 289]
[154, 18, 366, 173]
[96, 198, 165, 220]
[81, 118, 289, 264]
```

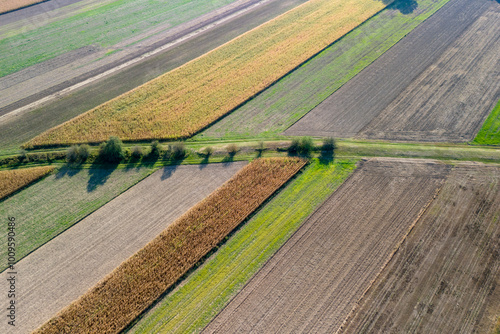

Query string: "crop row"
[34, 157, 306, 334]
[0, 0, 43, 14]
[26, 0, 389, 147]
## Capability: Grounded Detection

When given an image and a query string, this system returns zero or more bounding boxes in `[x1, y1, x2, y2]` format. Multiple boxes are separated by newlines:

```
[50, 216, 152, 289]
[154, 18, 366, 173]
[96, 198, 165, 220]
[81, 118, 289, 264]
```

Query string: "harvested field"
[285, 0, 493, 139]
[0, 0, 45, 14]
[341, 164, 500, 334]
[203, 158, 450, 334]
[26, 0, 390, 147]
[198, 0, 453, 140]
[0, 165, 53, 200]
[359, 3, 500, 142]
[130, 159, 356, 334]
[0, 162, 246, 334]
[0, 0, 308, 155]
[33, 158, 305, 334]
[474, 99, 500, 145]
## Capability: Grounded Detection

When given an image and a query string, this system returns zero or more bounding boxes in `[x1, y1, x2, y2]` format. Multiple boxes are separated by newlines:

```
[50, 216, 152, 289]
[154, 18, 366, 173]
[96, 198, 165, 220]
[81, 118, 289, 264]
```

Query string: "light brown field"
[341, 164, 500, 334]
[0, 0, 45, 14]
[26, 0, 389, 147]
[0, 165, 53, 200]
[33, 157, 306, 334]
[203, 158, 450, 334]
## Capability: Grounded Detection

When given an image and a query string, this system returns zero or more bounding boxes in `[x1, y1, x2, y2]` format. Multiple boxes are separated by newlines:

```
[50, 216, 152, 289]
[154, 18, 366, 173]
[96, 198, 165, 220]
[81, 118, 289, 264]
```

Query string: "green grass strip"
[197, 0, 452, 140]
[473, 99, 500, 146]
[128, 158, 357, 334]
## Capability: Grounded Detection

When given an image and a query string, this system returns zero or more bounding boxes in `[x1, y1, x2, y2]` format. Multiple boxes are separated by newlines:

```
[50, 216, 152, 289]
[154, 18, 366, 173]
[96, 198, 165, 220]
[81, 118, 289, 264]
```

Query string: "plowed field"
[284, 0, 495, 141]
[359, 3, 500, 142]
[203, 158, 450, 334]
[342, 164, 500, 333]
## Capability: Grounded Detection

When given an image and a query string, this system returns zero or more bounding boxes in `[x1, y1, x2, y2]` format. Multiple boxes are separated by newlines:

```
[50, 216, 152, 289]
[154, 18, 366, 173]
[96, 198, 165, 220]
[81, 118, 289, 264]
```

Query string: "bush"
[131, 146, 143, 159]
[171, 143, 186, 160]
[321, 137, 336, 152]
[202, 146, 213, 156]
[149, 140, 162, 157]
[99, 136, 124, 163]
[19, 149, 29, 163]
[299, 137, 314, 155]
[66, 146, 80, 163]
[226, 144, 238, 156]
[287, 139, 300, 154]
[79, 144, 90, 161]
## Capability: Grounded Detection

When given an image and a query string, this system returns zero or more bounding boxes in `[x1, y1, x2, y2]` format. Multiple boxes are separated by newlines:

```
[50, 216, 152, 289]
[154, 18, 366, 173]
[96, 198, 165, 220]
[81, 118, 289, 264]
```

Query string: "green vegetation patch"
[0, 165, 154, 271]
[0, 0, 237, 77]
[474, 99, 500, 145]
[128, 158, 356, 334]
[197, 0, 452, 140]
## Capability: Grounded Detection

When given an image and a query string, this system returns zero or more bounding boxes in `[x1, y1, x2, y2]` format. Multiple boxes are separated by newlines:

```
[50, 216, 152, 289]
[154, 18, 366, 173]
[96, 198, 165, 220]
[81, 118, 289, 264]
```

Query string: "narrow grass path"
[128, 158, 356, 334]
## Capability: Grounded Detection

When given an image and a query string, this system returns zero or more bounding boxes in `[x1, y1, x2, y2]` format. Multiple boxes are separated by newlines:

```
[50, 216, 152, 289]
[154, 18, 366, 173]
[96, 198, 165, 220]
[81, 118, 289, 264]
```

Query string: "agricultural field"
[203, 158, 450, 333]
[198, 0, 453, 140]
[474, 99, 500, 145]
[0, 0, 45, 14]
[26, 0, 390, 147]
[33, 158, 305, 334]
[128, 159, 356, 334]
[2, 162, 246, 334]
[359, 4, 500, 142]
[285, 0, 495, 140]
[0, 165, 154, 271]
[0, 165, 53, 200]
[341, 164, 500, 333]
[0, 0, 309, 156]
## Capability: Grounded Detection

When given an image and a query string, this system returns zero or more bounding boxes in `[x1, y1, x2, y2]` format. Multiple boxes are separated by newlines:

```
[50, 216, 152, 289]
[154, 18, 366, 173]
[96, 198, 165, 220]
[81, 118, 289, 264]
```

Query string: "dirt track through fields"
[203, 158, 450, 334]
[0, 162, 245, 334]
[284, 0, 492, 139]
[359, 3, 500, 142]
[342, 164, 500, 333]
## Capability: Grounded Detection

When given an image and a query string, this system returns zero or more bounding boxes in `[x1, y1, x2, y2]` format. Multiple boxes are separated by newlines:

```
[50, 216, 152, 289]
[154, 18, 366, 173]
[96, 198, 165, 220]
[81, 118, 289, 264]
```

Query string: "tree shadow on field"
[87, 162, 119, 192]
[383, 0, 418, 14]
[319, 151, 335, 165]
[55, 165, 83, 179]
[161, 164, 179, 180]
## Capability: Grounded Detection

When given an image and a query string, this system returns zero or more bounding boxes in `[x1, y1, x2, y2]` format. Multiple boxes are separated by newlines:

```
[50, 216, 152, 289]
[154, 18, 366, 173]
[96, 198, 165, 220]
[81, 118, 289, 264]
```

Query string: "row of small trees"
[66, 136, 336, 164]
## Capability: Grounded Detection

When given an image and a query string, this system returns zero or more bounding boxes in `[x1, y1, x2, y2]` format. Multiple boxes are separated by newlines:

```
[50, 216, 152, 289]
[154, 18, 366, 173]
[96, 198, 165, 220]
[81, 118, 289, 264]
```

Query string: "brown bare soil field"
[203, 158, 450, 334]
[341, 164, 500, 334]
[34, 158, 306, 334]
[359, 3, 500, 142]
[0, 166, 53, 199]
[284, 0, 493, 139]
[0, 162, 246, 334]
[0, 0, 45, 14]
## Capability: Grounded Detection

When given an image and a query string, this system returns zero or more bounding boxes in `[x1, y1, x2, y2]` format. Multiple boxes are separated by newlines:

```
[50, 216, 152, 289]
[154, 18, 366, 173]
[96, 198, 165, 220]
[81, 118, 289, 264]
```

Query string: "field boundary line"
[0, 0, 48, 15]
[336, 162, 452, 334]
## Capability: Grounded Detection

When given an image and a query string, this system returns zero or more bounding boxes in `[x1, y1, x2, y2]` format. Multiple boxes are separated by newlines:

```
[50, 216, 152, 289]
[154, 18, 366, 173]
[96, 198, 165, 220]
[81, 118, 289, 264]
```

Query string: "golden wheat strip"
[27, 0, 390, 147]
[0, 166, 54, 200]
[33, 157, 307, 334]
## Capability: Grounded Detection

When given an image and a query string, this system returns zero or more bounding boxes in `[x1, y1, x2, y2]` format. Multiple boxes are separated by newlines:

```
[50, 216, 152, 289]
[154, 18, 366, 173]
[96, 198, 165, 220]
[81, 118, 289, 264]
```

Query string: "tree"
[99, 136, 124, 163]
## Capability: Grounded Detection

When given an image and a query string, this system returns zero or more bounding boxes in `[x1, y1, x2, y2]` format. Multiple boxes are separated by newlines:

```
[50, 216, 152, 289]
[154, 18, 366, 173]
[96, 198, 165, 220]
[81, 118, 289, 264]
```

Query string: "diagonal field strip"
[203, 158, 451, 334]
[0, 162, 246, 334]
[26, 0, 390, 147]
[284, 0, 493, 139]
[197, 0, 454, 140]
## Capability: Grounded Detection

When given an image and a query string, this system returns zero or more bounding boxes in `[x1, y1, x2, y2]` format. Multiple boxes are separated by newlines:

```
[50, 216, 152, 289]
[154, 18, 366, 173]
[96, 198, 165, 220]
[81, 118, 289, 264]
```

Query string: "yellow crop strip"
[0, 0, 45, 14]
[0, 166, 54, 200]
[27, 0, 390, 147]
